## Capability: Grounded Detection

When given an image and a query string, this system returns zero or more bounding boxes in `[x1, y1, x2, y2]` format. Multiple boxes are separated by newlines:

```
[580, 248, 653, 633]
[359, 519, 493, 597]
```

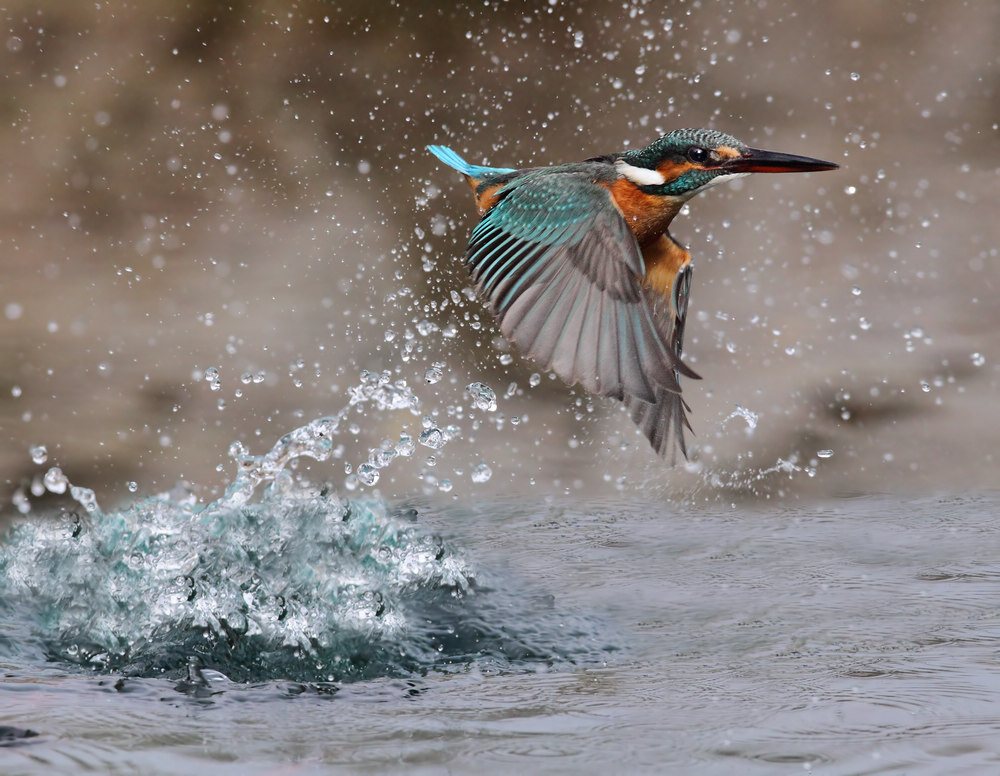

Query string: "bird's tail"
[427, 145, 516, 179]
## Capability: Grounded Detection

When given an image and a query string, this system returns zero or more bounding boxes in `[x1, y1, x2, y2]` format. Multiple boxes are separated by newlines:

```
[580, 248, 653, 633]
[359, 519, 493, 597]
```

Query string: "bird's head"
[617, 128, 839, 199]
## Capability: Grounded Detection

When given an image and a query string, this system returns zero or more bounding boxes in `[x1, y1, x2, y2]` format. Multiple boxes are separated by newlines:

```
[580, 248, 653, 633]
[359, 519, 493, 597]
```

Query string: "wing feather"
[623, 262, 697, 460]
[571, 281, 603, 396]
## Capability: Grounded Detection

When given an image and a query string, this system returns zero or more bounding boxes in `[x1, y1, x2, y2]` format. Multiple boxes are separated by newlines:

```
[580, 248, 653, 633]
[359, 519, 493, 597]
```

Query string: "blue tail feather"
[427, 145, 516, 178]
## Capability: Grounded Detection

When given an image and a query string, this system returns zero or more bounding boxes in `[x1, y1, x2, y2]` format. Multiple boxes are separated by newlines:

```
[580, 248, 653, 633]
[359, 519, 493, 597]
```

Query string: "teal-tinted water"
[3, 484, 999, 774]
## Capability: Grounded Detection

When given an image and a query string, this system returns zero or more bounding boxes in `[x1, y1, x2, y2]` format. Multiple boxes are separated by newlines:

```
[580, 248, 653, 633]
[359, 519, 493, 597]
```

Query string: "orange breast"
[641, 233, 691, 300]
[605, 179, 685, 247]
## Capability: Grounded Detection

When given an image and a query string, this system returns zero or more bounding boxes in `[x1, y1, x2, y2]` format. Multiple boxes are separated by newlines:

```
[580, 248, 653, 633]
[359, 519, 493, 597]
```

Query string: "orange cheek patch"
[715, 145, 741, 160]
[655, 160, 695, 180]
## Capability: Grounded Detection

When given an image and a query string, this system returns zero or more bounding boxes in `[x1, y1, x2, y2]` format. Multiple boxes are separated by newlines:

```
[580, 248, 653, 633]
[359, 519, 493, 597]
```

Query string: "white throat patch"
[615, 159, 666, 187]
[698, 171, 750, 192]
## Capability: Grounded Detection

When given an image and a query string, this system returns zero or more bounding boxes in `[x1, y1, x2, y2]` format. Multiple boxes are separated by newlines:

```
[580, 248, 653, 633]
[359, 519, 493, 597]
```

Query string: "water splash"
[722, 403, 759, 437]
[0, 370, 612, 683]
[3, 482, 542, 682]
[216, 368, 427, 504]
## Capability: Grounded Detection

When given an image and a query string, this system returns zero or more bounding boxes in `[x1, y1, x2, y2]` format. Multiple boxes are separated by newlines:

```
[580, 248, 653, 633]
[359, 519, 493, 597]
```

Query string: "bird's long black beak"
[725, 147, 839, 174]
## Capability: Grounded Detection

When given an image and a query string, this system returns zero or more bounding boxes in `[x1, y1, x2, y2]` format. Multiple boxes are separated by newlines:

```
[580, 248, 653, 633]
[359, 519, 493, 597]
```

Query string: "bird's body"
[428, 129, 838, 459]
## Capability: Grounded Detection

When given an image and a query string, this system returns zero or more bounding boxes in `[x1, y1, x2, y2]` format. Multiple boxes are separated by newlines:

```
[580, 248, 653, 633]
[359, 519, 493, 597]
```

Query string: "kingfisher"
[428, 129, 838, 460]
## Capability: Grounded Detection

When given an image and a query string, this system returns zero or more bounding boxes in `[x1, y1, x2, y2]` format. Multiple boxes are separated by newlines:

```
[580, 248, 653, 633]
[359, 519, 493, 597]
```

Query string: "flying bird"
[428, 129, 838, 459]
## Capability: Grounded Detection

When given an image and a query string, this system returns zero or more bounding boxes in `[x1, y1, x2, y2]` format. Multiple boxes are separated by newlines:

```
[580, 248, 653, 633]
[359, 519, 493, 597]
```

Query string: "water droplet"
[70, 485, 100, 515]
[356, 463, 379, 486]
[418, 427, 446, 450]
[851, 286, 862, 296]
[205, 366, 222, 391]
[858, 317, 872, 331]
[12, 487, 30, 514]
[43, 466, 69, 494]
[424, 362, 444, 384]
[438, 479, 453, 493]
[29, 445, 48, 465]
[529, 373, 541, 387]
[471, 463, 493, 483]
[466, 382, 497, 412]
[127, 481, 138, 493]
[817, 449, 834, 459]
[920, 380, 931, 392]
[416, 319, 438, 337]
[369, 444, 396, 468]
[396, 433, 415, 457]
[971, 352, 985, 367]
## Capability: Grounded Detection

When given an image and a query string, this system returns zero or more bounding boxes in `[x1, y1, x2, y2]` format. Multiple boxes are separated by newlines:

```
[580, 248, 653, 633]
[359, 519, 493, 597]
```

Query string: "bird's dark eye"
[687, 146, 709, 163]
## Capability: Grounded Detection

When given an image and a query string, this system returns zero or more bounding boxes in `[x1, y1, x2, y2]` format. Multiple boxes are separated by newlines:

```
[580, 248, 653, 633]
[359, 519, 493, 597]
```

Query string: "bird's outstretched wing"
[465, 170, 694, 405]
[624, 261, 695, 460]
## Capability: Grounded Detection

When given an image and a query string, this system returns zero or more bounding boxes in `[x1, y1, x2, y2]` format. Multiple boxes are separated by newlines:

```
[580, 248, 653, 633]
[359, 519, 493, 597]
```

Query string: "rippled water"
[3, 484, 1000, 774]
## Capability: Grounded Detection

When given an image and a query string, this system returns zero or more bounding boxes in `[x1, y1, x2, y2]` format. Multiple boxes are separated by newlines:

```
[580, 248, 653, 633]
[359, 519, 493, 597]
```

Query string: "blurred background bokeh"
[1, 0, 997, 514]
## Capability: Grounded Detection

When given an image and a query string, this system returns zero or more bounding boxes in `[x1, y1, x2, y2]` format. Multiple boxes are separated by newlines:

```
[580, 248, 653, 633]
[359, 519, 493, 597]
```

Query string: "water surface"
[3, 492, 998, 774]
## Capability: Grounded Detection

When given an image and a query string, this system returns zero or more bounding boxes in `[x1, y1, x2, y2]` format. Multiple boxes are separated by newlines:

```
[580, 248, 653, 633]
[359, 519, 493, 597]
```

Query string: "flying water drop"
[418, 427, 446, 450]
[356, 463, 379, 486]
[424, 362, 445, 384]
[466, 382, 497, 412]
[471, 463, 493, 483]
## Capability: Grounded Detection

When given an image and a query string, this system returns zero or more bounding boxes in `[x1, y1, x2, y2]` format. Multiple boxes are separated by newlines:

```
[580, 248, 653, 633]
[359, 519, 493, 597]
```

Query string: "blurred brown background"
[1, 0, 997, 512]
